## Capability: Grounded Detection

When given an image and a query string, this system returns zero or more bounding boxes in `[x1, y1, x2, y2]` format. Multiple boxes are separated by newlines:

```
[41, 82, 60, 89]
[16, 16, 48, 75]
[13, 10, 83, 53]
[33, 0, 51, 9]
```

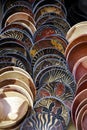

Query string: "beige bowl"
[2, 84, 33, 108]
[0, 89, 29, 129]
[0, 67, 36, 100]
[5, 12, 35, 27]
[66, 21, 87, 43]
[0, 78, 33, 101]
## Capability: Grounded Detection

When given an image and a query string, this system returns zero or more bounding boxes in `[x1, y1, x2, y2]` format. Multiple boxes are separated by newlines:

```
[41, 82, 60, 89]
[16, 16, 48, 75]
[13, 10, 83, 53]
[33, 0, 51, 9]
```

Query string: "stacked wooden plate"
[65, 21, 87, 130]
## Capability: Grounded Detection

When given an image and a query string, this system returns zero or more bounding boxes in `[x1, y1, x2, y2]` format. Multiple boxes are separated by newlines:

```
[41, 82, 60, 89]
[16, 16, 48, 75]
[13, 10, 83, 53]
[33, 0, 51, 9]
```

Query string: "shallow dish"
[72, 56, 87, 83]
[75, 79, 87, 96]
[1, 28, 33, 51]
[33, 0, 67, 16]
[20, 111, 66, 130]
[31, 47, 65, 67]
[36, 13, 63, 28]
[34, 96, 70, 126]
[30, 38, 65, 58]
[1, 5, 34, 28]
[0, 89, 29, 129]
[75, 98, 87, 125]
[0, 70, 36, 100]
[33, 53, 67, 70]
[34, 4, 66, 22]
[66, 21, 87, 43]
[33, 57, 68, 79]
[0, 40, 31, 61]
[43, 17, 70, 36]
[77, 73, 87, 87]
[66, 41, 87, 72]
[3, 0, 32, 13]
[0, 37, 33, 51]
[36, 81, 74, 110]
[33, 24, 63, 42]
[39, 66, 76, 93]
[76, 104, 87, 130]
[71, 89, 87, 124]
[65, 34, 87, 57]
[0, 49, 32, 75]
[0, 78, 34, 101]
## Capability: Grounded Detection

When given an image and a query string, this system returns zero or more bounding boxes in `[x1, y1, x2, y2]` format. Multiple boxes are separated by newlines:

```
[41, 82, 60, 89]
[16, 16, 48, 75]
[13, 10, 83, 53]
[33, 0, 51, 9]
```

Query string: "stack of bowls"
[65, 21, 87, 130]
[21, 0, 76, 130]
[0, 0, 77, 130]
[0, 66, 36, 130]
[1, 0, 36, 51]
[0, 1, 37, 129]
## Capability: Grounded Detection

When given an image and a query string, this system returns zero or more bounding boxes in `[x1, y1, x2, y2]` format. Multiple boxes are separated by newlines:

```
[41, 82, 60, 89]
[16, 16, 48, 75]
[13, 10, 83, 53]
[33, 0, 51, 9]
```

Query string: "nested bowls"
[72, 56, 87, 83]
[0, 65, 36, 129]
[66, 41, 87, 72]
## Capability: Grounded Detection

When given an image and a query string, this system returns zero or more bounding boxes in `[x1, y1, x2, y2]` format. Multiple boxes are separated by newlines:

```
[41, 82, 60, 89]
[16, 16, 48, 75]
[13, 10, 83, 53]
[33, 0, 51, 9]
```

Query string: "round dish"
[34, 4, 66, 22]
[34, 96, 70, 126]
[66, 21, 87, 43]
[66, 41, 87, 72]
[71, 89, 87, 124]
[30, 38, 65, 58]
[0, 70, 36, 100]
[65, 34, 87, 57]
[72, 56, 87, 83]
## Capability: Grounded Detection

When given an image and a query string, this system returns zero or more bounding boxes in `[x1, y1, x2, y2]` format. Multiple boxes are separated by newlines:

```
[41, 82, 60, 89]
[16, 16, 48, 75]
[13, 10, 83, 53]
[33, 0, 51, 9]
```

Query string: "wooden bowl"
[0, 78, 33, 101]
[65, 34, 87, 57]
[66, 41, 87, 72]
[5, 12, 35, 27]
[1, 84, 33, 108]
[75, 98, 87, 126]
[81, 110, 87, 130]
[0, 89, 29, 129]
[71, 89, 87, 124]
[72, 56, 87, 82]
[0, 70, 36, 100]
[76, 104, 87, 130]
[77, 73, 87, 87]
[76, 79, 87, 96]
[66, 21, 87, 43]
[34, 4, 66, 22]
